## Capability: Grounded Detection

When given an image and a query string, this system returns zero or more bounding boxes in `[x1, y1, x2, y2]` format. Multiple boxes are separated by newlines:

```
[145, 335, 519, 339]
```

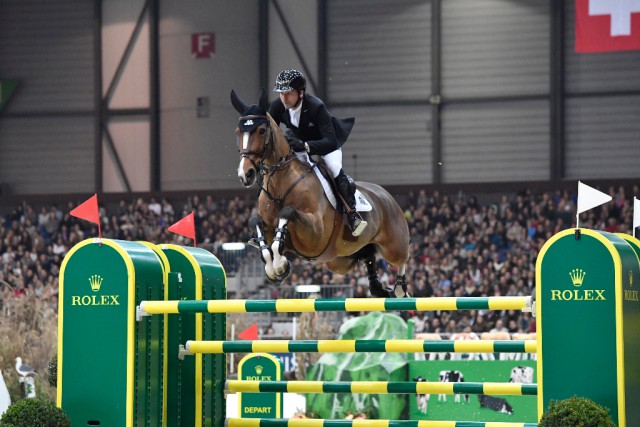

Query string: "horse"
[231, 89, 411, 298]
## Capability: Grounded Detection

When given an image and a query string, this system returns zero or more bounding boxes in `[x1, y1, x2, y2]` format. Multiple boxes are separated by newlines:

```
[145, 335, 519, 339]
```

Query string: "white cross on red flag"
[575, 0, 640, 52]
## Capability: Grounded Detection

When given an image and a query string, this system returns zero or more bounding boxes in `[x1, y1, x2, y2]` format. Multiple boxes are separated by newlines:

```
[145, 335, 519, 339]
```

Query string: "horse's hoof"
[275, 261, 291, 282]
[266, 275, 281, 286]
[394, 285, 412, 298]
[369, 279, 393, 298]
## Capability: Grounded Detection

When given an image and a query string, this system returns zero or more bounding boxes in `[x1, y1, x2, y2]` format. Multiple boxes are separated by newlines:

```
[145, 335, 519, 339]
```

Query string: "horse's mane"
[266, 112, 288, 150]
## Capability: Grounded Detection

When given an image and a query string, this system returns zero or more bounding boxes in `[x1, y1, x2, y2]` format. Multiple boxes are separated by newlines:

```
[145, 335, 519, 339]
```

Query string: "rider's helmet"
[273, 69, 306, 93]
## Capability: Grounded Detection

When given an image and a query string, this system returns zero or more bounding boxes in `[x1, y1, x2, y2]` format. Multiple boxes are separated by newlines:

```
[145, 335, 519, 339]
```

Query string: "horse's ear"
[230, 90, 248, 114]
[258, 88, 269, 114]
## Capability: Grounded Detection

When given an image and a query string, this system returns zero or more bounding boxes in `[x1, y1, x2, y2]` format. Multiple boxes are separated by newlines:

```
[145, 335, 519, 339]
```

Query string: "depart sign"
[238, 353, 283, 418]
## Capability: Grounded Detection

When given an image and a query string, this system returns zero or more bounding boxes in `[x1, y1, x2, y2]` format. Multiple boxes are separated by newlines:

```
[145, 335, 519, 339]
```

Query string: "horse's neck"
[264, 135, 292, 167]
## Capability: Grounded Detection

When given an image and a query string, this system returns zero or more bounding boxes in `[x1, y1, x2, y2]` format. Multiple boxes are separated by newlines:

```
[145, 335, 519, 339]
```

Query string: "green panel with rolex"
[536, 229, 640, 426]
[58, 238, 165, 427]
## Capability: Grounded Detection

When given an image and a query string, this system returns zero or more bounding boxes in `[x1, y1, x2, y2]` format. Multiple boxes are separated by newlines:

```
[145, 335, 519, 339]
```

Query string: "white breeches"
[323, 149, 343, 177]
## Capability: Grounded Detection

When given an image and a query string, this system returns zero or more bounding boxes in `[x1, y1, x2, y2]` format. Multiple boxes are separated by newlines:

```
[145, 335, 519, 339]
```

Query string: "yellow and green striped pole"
[183, 339, 536, 355]
[226, 418, 538, 427]
[141, 296, 532, 315]
[225, 380, 537, 396]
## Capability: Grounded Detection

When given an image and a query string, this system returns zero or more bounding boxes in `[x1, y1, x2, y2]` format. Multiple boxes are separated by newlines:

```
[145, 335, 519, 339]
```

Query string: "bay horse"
[231, 89, 410, 298]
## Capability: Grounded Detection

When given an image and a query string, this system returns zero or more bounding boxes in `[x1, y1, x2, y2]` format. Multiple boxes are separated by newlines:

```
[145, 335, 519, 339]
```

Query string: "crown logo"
[630, 270, 634, 287]
[255, 365, 263, 375]
[89, 275, 103, 292]
[569, 269, 586, 287]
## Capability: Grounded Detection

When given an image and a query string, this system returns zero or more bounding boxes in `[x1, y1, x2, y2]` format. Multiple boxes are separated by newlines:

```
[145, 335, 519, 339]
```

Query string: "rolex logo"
[89, 275, 103, 292]
[255, 365, 263, 375]
[569, 269, 586, 287]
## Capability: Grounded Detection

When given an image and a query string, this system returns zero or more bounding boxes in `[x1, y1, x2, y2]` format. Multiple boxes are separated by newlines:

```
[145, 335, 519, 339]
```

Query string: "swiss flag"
[575, 0, 640, 52]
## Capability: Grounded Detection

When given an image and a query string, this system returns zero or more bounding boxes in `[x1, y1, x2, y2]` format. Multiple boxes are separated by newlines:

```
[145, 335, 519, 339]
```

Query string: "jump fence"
[57, 228, 640, 426]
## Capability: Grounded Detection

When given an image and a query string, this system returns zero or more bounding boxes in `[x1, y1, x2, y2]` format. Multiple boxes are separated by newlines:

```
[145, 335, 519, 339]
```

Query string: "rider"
[268, 68, 367, 237]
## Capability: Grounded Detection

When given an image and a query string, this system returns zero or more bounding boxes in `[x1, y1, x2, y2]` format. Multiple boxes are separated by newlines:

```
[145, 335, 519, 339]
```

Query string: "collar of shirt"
[288, 100, 303, 128]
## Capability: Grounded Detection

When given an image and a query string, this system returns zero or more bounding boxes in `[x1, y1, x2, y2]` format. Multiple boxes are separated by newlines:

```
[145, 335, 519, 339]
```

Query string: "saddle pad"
[296, 152, 372, 212]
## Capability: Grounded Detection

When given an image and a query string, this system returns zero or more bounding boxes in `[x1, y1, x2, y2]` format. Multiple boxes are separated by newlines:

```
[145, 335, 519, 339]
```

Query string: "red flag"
[70, 194, 100, 224]
[70, 194, 102, 240]
[575, 0, 640, 53]
[168, 212, 196, 245]
[238, 323, 259, 340]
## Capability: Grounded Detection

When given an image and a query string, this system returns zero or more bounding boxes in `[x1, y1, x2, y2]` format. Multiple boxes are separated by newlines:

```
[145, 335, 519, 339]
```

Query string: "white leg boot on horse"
[270, 213, 292, 281]
[249, 215, 279, 284]
[335, 170, 367, 237]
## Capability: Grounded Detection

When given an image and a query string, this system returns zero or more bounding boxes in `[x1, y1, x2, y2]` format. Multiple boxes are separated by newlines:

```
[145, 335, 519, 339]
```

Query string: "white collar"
[288, 99, 303, 127]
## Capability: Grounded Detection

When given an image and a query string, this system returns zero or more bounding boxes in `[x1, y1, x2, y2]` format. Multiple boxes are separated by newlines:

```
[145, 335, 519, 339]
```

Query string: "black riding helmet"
[273, 69, 306, 93]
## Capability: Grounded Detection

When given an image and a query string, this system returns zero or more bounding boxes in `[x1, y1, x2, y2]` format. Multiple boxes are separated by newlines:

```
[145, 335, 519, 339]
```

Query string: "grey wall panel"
[269, 0, 319, 92]
[564, 0, 640, 94]
[159, 1, 261, 191]
[442, 100, 549, 182]
[565, 96, 640, 179]
[327, 0, 431, 103]
[0, 0, 94, 112]
[332, 105, 432, 185]
[442, 0, 549, 98]
[0, 117, 94, 194]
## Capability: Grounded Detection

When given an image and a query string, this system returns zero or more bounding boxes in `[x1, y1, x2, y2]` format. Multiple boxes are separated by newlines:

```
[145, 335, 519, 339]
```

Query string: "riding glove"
[284, 130, 307, 153]
[288, 138, 307, 153]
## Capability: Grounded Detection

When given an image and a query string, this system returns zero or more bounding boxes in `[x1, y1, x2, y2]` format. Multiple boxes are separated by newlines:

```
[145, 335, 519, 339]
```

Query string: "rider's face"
[279, 90, 301, 109]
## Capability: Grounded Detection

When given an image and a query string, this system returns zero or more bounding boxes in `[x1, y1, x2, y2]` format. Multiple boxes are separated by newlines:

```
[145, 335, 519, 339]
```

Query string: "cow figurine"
[478, 394, 514, 414]
[413, 376, 430, 414]
[438, 370, 469, 403]
[509, 365, 534, 384]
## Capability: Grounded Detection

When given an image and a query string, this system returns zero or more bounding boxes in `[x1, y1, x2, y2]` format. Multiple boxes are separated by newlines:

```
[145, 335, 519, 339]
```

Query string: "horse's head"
[231, 89, 288, 187]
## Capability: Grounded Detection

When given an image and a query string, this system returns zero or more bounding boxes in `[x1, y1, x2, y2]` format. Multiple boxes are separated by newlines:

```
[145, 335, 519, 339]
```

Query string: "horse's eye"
[259, 127, 266, 135]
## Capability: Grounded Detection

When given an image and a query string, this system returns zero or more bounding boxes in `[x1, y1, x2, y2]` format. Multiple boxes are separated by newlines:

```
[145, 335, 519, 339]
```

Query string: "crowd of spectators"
[0, 184, 637, 335]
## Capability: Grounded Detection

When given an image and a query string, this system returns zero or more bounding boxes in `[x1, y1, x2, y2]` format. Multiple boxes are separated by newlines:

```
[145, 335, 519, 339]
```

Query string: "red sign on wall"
[192, 33, 215, 58]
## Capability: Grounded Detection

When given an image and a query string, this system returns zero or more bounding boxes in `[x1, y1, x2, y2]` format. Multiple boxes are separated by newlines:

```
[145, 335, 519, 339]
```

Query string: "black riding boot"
[335, 170, 368, 237]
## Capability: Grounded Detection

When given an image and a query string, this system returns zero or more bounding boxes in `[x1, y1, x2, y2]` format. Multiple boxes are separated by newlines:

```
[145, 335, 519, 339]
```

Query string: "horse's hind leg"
[377, 236, 411, 298]
[270, 206, 293, 281]
[394, 265, 411, 298]
[249, 215, 278, 283]
[354, 244, 391, 298]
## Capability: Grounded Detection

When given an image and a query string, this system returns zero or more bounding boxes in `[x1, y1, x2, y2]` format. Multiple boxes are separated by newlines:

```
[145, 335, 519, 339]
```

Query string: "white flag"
[634, 197, 640, 235]
[576, 181, 612, 227]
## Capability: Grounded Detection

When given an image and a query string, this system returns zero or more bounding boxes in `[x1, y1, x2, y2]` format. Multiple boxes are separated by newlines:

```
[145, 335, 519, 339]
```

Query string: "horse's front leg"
[270, 207, 296, 281]
[249, 215, 278, 283]
[271, 206, 322, 280]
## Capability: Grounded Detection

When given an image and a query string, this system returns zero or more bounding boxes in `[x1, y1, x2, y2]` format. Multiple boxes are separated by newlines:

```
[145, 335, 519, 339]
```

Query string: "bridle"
[238, 114, 314, 205]
[238, 114, 273, 170]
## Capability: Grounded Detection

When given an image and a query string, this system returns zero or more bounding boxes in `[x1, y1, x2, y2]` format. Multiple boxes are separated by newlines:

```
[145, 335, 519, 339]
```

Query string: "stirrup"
[349, 212, 368, 237]
[247, 237, 260, 249]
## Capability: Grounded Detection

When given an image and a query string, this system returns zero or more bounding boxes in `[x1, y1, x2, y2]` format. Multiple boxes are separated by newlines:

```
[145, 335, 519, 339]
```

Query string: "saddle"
[313, 158, 348, 214]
